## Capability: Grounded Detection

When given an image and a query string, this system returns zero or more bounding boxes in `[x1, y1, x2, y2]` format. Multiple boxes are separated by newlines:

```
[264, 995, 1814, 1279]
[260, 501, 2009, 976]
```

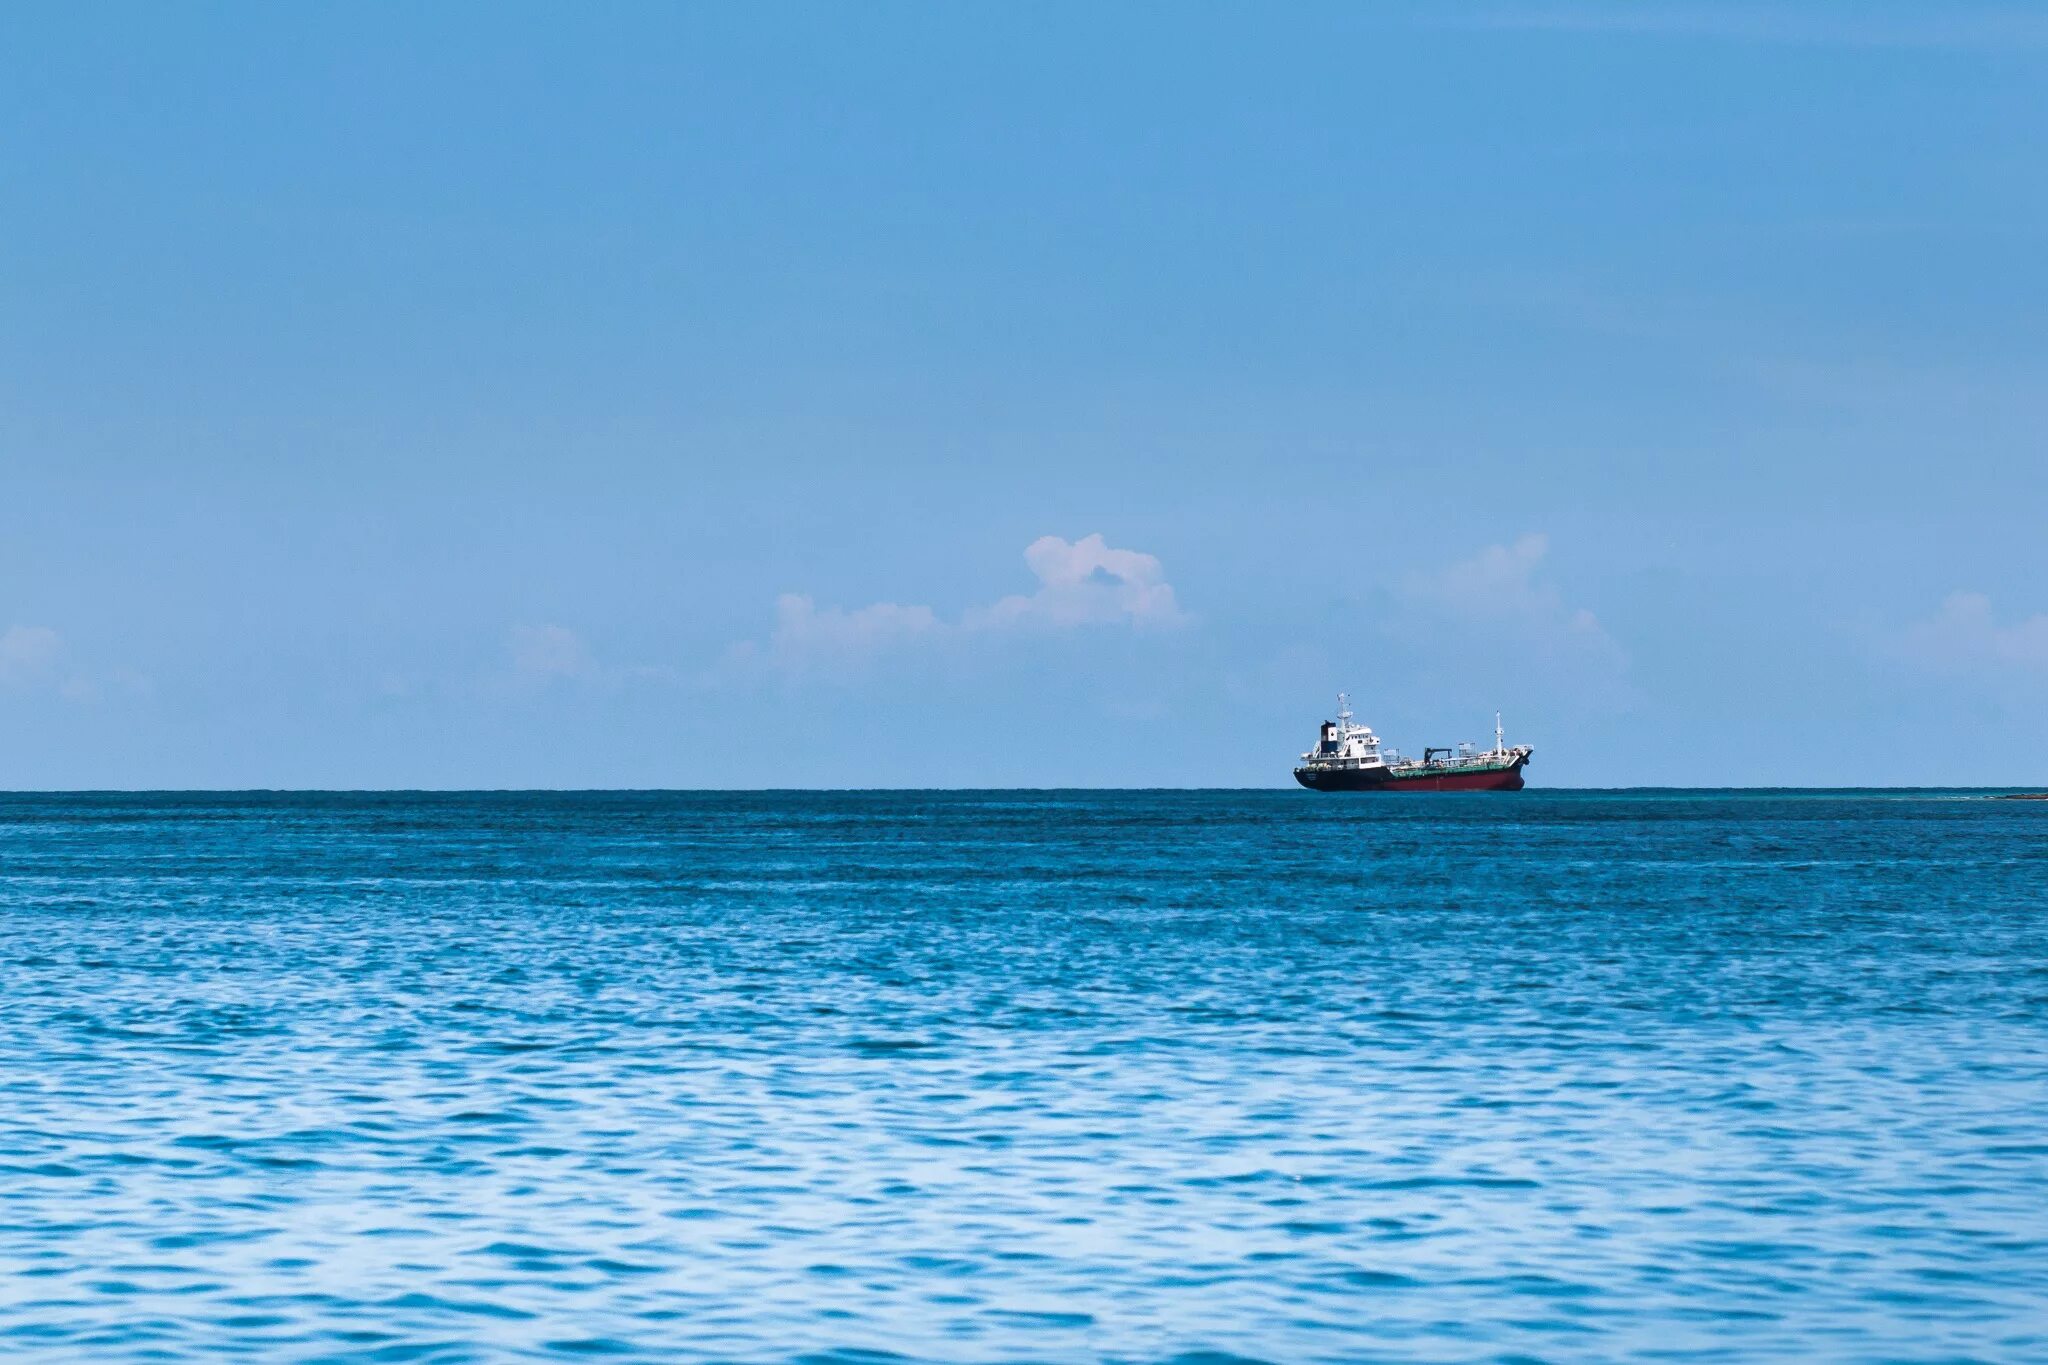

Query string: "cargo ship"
[1294, 695, 1532, 792]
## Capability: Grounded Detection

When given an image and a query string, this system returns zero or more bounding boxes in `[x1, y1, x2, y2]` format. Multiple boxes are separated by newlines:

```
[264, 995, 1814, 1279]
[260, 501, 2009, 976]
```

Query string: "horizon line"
[2, 785, 2042, 797]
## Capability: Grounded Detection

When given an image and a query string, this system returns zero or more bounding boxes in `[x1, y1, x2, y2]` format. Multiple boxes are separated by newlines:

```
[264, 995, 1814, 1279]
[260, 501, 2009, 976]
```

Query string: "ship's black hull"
[1295, 755, 1529, 792]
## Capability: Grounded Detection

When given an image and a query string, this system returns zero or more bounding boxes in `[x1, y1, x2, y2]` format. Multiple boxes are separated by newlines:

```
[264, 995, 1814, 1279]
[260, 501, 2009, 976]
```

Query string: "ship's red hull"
[1376, 765, 1526, 792]
[1295, 755, 1529, 792]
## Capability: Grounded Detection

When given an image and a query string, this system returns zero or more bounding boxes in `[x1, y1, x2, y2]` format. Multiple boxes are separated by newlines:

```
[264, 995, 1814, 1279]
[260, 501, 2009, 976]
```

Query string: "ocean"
[1, 790, 2042, 1361]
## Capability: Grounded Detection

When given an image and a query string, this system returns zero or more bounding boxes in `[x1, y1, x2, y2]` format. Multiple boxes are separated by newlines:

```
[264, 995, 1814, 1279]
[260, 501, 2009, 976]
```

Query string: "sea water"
[0, 790, 2042, 1361]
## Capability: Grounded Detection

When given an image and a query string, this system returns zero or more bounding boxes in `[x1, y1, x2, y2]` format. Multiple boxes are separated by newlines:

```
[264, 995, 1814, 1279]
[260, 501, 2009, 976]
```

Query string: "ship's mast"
[1336, 692, 1353, 735]
[1496, 711, 1504, 756]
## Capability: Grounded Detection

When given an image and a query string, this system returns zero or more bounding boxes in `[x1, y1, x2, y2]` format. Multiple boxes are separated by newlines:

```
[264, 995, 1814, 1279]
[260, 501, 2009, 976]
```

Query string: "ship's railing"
[1386, 747, 1527, 771]
[1301, 744, 1528, 771]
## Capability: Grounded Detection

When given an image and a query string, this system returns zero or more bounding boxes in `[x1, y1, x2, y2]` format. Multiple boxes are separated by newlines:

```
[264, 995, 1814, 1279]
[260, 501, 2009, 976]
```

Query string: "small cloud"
[1400, 533, 1622, 660]
[509, 623, 595, 681]
[1378, 535, 1633, 719]
[1893, 592, 2048, 675]
[717, 533, 1186, 682]
[485, 623, 677, 697]
[964, 534, 1189, 632]
[0, 625, 146, 703]
[721, 594, 940, 676]
[0, 625, 64, 685]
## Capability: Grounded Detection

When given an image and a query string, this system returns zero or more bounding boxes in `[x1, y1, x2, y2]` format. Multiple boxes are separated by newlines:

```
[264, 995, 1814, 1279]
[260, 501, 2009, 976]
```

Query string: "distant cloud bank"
[719, 534, 1187, 681]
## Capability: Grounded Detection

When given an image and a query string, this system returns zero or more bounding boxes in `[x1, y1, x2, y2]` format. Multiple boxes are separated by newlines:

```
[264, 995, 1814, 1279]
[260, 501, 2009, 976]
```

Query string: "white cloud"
[1399, 533, 1622, 659]
[509, 623, 595, 680]
[718, 534, 1185, 681]
[1894, 592, 2048, 675]
[1368, 535, 1632, 719]
[0, 625, 64, 685]
[489, 623, 680, 695]
[963, 534, 1188, 631]
[723, 594, 940, 675]
[0, 625, 145, 702]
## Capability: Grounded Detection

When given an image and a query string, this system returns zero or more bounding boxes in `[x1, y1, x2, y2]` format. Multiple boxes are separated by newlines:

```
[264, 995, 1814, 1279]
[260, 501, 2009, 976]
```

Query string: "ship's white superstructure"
[1298, 694, 1389, 774]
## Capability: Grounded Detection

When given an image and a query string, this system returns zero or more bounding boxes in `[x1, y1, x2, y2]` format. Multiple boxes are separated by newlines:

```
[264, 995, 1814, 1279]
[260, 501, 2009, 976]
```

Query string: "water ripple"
[0, 790, 2044, 1360]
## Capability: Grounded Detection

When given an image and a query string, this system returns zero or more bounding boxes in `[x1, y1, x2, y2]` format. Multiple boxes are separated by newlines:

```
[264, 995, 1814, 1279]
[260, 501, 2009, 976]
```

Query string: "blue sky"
[4, 2, 2045, 787]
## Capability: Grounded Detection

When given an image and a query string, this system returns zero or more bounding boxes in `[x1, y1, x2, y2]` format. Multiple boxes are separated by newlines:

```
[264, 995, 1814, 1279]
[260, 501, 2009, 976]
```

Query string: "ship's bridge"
[1302, 696, 1385, 770]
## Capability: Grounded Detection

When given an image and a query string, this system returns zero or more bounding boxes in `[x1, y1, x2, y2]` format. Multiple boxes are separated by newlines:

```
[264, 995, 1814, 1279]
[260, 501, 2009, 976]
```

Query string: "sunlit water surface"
[1, 791, 2043, 1361]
